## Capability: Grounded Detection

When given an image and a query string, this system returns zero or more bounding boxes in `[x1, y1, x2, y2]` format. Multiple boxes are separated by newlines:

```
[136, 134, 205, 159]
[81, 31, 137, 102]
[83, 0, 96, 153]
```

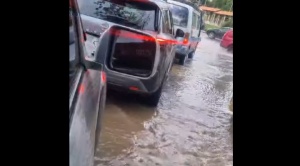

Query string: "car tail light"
[129, 86, 139, 91]
[182, 33, 190, 45]
[109, 27, 177, 46]
[101, 71, 106, 83]
[156, 38, 177, 45]
[79, 84, 85, 94]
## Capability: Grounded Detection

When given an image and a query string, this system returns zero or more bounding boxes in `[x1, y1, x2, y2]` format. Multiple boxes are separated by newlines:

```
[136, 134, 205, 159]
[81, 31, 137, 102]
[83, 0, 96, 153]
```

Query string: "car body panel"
[69, 69, 105, 166]
[69, 0, 107, 166]
[220, 29, 233, 48]
[167, 0, 203, 56]
[79, 0, 175, 95]
[94, 25, 172, 94]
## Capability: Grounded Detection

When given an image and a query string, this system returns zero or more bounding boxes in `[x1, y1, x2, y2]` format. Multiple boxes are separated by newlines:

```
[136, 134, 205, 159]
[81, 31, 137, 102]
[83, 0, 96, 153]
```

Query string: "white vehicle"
[167, 0, 205, 65]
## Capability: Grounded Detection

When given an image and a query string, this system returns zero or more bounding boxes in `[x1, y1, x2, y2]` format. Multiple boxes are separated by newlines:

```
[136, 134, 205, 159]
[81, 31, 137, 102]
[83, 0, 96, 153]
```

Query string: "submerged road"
[95, 32, 233, 166]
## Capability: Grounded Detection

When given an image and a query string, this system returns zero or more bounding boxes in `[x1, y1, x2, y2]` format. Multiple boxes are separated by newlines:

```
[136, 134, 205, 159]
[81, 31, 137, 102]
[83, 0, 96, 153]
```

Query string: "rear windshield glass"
[169, 3, 188, 27]
[77, 0, 157, 31]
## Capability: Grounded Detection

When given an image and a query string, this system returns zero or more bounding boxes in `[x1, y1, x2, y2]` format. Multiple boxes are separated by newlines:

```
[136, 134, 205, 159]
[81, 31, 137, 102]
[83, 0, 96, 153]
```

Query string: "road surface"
[95, 32, 233, 166]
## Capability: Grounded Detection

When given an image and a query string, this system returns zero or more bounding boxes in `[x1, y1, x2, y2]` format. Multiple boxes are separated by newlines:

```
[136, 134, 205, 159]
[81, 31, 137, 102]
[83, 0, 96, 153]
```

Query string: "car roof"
[167, 0, 202, 13]
[148, 0, 170, 10]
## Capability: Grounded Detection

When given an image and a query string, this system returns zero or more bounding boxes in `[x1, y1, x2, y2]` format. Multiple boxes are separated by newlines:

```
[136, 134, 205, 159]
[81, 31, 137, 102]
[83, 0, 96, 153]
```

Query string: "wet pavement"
[95, 32, 233, 166]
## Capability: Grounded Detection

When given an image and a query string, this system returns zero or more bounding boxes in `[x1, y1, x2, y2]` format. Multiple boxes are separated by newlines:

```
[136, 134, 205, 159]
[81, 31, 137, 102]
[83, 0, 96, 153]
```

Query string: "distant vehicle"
[69, 0, 107, 166]
[206, 27, 232, 39]
[220, 29, 233, 52]
[77, 0, 178, 106]
[167, 0, 205, 65]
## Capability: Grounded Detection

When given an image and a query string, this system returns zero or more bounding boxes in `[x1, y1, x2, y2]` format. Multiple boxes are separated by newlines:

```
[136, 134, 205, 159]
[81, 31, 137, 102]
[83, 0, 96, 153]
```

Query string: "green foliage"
[205, 24, 219, 31]
[221, 19, 233, 27]
[204, 0, 233, 11]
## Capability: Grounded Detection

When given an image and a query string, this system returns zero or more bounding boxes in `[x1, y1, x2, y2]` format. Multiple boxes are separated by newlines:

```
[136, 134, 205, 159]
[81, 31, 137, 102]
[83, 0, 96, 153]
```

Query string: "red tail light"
[183, 38, 188, 44]
[101, 71, 106, 83]
[182, 32, 190, 45]
[156, 38, 168, 44]
[79, 84, 85, 94]
[129, 86, 139, 91]
[156, 38, 177, 45]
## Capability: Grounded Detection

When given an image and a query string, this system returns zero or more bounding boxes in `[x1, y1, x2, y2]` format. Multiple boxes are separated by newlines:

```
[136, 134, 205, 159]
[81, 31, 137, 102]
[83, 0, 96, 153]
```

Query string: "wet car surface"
[94, 32, 233, 166]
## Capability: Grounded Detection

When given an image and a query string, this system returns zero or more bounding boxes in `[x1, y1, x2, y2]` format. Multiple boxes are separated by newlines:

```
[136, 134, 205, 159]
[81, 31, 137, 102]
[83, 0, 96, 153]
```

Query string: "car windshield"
[169, 3, 188, 27]
[77, 0, 157, 31]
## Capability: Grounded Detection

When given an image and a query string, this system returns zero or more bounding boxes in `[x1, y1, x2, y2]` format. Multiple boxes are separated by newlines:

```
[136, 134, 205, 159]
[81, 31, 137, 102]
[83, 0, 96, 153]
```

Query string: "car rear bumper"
[105, 68, 160, 95]
[175, 45, 189, 57]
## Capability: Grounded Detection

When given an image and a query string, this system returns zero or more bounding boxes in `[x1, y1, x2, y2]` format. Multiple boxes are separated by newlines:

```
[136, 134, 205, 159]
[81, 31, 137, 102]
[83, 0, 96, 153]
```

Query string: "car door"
[191, 11, 200, 50]
[168, 10, 177, 64]
[160, 9, 175, 78]
[69, 4, 106, 166]
[217, 27, 229, 38]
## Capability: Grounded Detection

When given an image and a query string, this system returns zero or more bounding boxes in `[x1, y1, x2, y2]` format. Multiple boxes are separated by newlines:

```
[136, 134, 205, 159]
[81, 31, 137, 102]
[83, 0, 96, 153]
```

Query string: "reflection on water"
[95, 34, 233, 166]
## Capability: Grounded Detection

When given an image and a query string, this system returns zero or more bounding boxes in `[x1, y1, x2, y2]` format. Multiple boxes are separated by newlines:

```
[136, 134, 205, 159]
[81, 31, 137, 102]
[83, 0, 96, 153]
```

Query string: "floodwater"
[95, 33, 233, 166]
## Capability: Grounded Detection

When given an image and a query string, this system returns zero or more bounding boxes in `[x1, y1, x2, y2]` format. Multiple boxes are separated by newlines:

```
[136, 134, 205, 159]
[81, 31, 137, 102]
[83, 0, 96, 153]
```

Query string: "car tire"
[208, 32, 215, 39]
[188, 51, 194, 59]
[227, 44, 233, 52]
[179, 54, 187, 65]
[145, 84, 163, 107]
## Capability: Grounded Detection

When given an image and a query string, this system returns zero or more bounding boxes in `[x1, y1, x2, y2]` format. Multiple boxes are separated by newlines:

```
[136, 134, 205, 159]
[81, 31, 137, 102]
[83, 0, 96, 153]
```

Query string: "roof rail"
[169, 0, 202, 13]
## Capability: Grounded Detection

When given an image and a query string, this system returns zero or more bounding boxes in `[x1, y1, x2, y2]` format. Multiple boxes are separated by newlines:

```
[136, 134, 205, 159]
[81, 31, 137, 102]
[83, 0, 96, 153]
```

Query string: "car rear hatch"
[106, 26, 157, 77]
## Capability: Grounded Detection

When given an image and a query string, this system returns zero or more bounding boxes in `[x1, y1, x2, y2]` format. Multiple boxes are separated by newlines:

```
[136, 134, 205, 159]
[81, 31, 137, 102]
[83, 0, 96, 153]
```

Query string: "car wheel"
[179, 54, 187, 65]
[227, 44, 233, 52]
[145, 84, 163, 107]
[208, 32, 215, 39]
[188, 51, 194, 59]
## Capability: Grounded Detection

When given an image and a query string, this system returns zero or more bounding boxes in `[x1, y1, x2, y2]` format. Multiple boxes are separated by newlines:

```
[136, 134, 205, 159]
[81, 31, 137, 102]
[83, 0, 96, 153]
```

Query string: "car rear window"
[169, 3, 188, 27]
[77, 0, 157, 31]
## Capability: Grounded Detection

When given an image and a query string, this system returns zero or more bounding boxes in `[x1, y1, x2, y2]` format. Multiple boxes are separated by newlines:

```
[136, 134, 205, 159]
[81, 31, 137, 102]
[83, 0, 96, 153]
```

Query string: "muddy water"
[95, 33, 233, 166]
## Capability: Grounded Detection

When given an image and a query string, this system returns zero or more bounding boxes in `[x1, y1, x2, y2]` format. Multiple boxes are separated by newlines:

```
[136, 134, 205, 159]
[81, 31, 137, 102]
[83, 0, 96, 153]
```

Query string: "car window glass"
[196, 15, 200, 30]
[169, 11, 174, 35]
[192, 12, 197, 28]
[162, 10, 172, 34]
[77, 0, 157, 31]
[169, 3, 188, 27]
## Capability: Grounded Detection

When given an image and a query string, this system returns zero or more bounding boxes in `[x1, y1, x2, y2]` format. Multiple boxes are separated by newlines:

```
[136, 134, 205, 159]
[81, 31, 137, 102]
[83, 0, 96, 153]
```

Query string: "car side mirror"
[175, 29, 185, 38]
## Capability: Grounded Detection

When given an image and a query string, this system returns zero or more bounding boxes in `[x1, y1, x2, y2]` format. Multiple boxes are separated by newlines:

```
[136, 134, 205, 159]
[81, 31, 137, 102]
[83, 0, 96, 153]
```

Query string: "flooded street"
[95, 33, 233, 166]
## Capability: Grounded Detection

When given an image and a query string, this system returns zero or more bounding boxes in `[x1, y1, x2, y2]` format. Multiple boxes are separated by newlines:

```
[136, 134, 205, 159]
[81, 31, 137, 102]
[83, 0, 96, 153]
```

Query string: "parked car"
[220, 29, 233, 52]
[167, 0, 205, 65]
[69, 0, 107, 166]
[77, 0, 177, 106]
[206, 27, 232, 39]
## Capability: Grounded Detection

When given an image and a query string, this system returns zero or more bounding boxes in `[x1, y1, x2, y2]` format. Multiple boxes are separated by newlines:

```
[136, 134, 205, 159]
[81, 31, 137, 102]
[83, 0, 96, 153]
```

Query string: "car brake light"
[101, 71, 106, 83]
[156, 38, 177, 45]
[156, 38, 168, 44]
[79, 84, 85, 94]
[183, 38, 188, 44]
[129, 86, 139, 91]
[182, 32, 190, 45]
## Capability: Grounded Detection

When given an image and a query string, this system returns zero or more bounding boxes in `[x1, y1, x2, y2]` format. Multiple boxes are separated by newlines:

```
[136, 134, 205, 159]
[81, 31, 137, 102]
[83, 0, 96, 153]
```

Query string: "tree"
[203, 0, 233, 11]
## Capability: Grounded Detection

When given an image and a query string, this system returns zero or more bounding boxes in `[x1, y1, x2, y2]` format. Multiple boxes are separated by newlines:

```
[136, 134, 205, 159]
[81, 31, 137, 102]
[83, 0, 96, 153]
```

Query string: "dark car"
[206, 27, 232, 39]
[69, 0, 107, 166]
[77, 0, 178, 106]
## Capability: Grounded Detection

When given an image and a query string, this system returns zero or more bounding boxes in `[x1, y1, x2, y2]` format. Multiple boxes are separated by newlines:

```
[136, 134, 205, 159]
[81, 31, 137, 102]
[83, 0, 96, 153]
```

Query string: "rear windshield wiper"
[85, 31, 100, 37]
